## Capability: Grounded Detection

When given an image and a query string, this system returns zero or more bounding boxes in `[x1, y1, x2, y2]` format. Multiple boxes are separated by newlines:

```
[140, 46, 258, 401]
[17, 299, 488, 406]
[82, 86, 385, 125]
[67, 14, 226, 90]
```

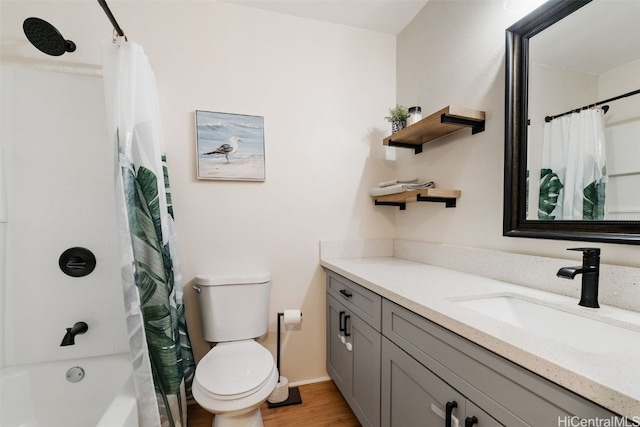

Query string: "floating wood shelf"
[372, 188, 461, 210]
[383, 106, 485, 154]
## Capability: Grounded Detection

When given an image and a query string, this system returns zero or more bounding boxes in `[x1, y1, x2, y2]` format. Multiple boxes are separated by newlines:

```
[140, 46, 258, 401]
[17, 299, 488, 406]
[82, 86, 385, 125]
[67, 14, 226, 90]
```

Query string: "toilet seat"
[196, 340, 276, 401]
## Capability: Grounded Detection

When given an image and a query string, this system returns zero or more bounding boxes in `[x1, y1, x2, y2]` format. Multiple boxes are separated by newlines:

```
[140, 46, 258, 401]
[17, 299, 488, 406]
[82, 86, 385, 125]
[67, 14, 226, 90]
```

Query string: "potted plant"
[385, 104, 409, 133]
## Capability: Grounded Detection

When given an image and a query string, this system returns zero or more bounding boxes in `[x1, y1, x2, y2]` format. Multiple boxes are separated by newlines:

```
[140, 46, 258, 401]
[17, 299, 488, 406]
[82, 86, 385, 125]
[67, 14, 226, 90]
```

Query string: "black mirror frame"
[503, 0, 640, 245]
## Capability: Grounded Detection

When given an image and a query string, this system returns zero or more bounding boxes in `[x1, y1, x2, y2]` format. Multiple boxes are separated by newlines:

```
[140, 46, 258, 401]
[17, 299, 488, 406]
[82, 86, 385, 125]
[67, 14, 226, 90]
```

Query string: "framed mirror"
[504, 0, 640, 245]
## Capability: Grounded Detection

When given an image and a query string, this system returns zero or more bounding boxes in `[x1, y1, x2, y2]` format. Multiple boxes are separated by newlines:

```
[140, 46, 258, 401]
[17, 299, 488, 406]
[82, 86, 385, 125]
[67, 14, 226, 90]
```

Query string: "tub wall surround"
[320, 239, 640, 313]
[0, 67, 128, 367]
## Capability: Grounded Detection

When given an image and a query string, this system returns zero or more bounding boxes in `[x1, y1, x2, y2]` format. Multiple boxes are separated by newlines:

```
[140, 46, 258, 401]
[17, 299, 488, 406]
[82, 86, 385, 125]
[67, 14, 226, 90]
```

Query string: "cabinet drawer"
[326, 270, 381, 331]
[382, 299, 621, 426]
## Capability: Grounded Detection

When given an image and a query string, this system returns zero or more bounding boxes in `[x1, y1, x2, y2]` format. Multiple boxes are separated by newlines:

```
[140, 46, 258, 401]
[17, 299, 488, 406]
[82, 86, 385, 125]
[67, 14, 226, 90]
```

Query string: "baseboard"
[288, 375, 332, 387]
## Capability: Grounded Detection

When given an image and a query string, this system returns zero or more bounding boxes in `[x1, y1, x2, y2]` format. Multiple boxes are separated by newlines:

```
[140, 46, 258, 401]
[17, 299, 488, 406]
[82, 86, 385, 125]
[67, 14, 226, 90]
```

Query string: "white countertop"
[321, 256, 640, 421]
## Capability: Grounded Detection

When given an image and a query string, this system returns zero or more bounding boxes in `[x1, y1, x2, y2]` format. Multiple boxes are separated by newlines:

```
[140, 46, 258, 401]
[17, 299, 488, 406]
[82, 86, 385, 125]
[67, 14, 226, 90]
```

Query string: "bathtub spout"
[60, 322, 88, 346]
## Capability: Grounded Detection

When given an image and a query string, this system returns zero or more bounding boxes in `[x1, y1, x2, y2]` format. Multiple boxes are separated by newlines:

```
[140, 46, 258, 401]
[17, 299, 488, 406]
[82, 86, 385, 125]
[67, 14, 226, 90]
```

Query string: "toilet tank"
[194, 273, 271, 342]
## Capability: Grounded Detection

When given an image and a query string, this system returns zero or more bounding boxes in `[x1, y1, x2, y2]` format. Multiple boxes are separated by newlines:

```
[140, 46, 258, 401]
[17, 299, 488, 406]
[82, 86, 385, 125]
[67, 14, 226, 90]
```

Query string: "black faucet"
[60, 322, 89, 346]
[557, 248, 600, 308]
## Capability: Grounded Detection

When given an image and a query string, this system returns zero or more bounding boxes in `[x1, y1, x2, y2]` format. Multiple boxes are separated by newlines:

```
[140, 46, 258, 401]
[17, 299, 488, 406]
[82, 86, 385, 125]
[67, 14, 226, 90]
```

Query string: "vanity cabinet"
[325, 269, 627, 427]
[326, 271, 381, 427]
[382, 299, 624, 426]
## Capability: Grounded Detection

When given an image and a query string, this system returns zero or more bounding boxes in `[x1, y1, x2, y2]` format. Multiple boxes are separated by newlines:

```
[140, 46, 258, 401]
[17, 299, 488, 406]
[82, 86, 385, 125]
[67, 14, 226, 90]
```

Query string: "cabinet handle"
[339, 289, 353, 298]
[339, 311, 345, 333]
[445, 401, 458, 427]
[431, 404, 460, 427]
[465, 416, 478, 427]
[344, 314, 351, 337]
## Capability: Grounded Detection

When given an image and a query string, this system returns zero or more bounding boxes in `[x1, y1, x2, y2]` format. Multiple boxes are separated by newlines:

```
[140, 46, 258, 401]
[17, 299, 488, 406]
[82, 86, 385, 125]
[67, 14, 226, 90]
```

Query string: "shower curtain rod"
[544, 88, 640, 123]
[97, 0, 127, 39]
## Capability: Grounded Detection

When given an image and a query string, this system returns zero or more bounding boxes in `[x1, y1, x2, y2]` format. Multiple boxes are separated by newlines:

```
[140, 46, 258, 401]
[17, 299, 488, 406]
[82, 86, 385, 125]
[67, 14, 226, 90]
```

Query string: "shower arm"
[97, 0, 127, 40]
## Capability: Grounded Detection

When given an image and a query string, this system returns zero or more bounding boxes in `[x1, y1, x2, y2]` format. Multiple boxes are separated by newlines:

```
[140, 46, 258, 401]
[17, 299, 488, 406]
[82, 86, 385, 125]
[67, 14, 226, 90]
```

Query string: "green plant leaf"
[538, 168, 564, 219]
[385, 104, 409, 122]
[137, 270, 158, 306]
[125, 161, 181, 398]
[118, 127, 195, 425]
[162, 155, 174, 220]
[583, 179, 606, 220]
[146, 321, 183, 395]
[143, 304, 171, 321]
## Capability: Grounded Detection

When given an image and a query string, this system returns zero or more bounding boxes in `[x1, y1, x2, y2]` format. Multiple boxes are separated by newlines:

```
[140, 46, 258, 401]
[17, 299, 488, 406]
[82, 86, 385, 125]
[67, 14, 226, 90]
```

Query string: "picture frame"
[195, 110, 265, 181]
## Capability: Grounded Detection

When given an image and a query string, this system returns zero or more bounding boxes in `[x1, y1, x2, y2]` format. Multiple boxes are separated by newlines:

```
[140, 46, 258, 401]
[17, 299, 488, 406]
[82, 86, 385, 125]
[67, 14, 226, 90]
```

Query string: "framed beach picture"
[195, 110, 265, 181]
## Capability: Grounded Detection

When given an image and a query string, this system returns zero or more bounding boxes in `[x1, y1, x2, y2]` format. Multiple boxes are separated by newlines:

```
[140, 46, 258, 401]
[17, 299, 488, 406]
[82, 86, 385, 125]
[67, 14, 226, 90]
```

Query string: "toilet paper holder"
[267, 310, 303, 408]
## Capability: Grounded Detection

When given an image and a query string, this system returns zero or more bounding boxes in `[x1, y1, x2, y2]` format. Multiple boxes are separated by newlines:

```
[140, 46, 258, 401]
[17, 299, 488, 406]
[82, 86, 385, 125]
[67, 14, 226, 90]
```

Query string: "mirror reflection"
[526, 0, 640, 221]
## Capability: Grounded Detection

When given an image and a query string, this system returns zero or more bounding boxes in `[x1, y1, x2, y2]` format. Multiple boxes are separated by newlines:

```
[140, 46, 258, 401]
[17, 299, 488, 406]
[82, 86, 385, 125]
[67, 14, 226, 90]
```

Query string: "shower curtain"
[103, 37, 194, 427]
[538, 109, 607, 220]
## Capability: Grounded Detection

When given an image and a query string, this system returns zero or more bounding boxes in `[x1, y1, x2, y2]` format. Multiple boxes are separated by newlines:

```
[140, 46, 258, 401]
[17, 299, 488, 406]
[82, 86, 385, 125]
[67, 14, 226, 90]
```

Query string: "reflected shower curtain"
[538, 109, 607, 220]
[103, 38, 194, 427]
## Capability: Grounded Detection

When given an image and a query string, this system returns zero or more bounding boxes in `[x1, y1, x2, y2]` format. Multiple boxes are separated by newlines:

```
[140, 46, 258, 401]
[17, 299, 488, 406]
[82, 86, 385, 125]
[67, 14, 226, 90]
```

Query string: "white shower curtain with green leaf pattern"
[103, 37, 194, 427]
[538, 109, 607, 220]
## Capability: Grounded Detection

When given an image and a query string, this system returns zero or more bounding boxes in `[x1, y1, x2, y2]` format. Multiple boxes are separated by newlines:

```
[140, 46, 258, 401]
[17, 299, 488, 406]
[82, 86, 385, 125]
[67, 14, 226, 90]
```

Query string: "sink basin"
[455, 295, 640, 354]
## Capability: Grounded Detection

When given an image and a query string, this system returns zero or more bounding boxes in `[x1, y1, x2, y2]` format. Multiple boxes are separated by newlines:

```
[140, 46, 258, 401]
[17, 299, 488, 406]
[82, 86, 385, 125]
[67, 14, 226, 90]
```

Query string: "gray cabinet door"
[382, 337, 502, 427]
[327, 294, 352, 396]
[382, 336, 467, 427]
[349, 306, 381, 427]
[327, 293, 381, 427]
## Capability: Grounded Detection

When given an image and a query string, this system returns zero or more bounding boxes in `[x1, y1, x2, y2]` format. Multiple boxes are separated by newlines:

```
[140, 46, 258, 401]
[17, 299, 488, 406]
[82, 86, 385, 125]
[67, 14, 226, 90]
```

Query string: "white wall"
[0, 66, 128, 366]
[1, 1, 397, 382]
[139, 2, 396, 382]
[600, 59, 640, 220]
[395, 0, 640, 268]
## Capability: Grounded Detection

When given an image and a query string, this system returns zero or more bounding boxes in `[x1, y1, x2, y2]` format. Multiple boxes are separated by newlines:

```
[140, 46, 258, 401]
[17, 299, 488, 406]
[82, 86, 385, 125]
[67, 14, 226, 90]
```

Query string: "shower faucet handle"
[65, 260, 87, 270]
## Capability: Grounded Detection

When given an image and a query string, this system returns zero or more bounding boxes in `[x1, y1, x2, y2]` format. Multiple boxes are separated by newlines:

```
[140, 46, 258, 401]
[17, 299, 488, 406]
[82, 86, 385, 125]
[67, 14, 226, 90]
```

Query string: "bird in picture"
[202, 137, 242, 163]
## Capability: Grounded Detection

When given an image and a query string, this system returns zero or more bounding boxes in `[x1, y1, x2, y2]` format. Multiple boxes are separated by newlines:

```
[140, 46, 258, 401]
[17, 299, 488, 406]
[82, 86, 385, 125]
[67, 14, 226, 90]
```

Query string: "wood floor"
[188, 380, 361, 427]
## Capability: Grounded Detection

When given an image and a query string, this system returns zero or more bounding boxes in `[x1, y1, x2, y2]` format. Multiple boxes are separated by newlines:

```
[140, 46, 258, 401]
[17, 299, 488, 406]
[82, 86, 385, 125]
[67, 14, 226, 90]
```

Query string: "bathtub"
[1, 353, 138, 427]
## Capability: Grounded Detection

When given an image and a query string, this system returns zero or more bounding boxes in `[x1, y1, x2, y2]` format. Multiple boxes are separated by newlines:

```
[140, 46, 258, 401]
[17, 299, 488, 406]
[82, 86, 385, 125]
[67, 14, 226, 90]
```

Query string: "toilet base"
[213, 407, 263, 427]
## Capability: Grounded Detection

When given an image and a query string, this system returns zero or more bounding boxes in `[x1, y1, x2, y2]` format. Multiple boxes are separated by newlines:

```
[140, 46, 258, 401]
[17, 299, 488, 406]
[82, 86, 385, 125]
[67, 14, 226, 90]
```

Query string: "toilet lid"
[197, 340, 274, 398]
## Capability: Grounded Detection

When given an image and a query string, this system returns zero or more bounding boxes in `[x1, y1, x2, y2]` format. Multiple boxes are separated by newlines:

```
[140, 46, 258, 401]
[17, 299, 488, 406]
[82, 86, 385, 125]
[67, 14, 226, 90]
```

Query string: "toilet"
[192, 273, 278, 427]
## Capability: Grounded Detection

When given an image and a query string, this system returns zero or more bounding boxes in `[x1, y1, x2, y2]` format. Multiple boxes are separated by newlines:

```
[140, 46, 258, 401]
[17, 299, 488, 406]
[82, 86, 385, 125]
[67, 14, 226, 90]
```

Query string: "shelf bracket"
[386, 139, 423, 154]
[374, 200, 407, 210]
[440, 114, 485, 135]
[416, 195, 457, 208]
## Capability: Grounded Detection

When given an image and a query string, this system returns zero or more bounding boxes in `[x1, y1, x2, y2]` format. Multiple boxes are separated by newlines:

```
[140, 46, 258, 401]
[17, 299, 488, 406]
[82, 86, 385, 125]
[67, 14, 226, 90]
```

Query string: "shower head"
[23, 17, 76, 56]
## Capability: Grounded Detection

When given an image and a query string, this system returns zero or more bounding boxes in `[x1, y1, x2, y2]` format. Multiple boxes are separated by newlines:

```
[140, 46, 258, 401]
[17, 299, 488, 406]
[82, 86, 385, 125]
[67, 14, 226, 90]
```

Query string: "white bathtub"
[0, 353, 138, 427]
